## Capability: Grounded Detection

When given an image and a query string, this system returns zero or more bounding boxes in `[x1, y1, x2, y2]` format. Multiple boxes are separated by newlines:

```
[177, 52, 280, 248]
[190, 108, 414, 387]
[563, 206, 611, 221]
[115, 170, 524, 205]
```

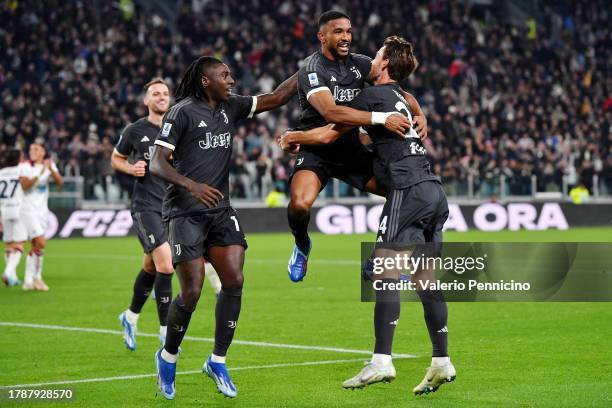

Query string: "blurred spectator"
[570, 183, 590, 204]
[0, 0, 609, 201]
[265, 185, 287, 208]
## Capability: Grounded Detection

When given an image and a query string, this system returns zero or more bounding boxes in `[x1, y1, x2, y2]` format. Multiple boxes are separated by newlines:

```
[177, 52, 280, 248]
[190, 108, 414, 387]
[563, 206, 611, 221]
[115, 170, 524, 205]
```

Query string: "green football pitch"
[1, 228, 611, 407]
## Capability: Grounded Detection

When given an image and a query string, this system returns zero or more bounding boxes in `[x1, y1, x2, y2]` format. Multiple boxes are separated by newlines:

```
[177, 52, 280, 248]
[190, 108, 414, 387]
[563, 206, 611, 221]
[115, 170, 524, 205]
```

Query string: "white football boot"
[342, 361, 396, 389]
[413, 361, 456, 395]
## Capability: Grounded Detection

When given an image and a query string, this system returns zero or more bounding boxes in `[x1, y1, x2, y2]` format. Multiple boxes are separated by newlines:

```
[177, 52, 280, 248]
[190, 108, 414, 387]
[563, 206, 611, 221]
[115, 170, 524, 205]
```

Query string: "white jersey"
[0, 165, 26, 219]
[20, 161, 57, 214]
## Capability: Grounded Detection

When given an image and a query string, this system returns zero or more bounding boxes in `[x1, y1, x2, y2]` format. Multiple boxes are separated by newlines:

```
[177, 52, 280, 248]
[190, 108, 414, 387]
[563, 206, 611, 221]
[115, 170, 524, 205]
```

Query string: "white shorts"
[22, 211, 48, 240]
[2, 217, 28, 243]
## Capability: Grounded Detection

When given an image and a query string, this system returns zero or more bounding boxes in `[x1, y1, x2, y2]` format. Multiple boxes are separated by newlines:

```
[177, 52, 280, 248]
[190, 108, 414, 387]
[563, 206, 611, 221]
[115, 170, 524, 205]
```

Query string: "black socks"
[154, 273, 173, 326]
[417, 290, 448, 357]
[163, 295, 193, 355]
[287, 206, 311, 252]
[374, 279, 401, 355]
[129, 269, 155, 314]
[213, 287, 243, 357]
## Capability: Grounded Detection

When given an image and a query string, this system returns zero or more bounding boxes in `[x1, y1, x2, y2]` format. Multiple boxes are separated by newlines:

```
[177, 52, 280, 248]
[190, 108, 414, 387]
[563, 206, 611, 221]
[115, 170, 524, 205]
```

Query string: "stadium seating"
[0, 0, 609, 200]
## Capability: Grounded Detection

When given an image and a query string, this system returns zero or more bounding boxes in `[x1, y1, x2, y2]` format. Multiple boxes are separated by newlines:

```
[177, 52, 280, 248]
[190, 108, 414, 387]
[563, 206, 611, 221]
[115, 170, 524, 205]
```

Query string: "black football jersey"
[154, 95, 257, 218]
[114, 117, 168, 212]
[350, 83, 439, 190]
[297, 50, 372, 159]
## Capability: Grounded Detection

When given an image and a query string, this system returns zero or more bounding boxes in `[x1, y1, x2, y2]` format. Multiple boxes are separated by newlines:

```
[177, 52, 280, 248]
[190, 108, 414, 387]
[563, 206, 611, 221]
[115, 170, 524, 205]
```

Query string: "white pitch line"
[0, 322, 416, 359]
[0, 358, 384, 389]
[47, 253, 360, 265]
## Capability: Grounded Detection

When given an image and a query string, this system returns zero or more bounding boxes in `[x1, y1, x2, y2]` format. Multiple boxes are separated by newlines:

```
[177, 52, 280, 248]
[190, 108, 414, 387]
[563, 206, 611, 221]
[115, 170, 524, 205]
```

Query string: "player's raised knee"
[289, 196, 314, 215]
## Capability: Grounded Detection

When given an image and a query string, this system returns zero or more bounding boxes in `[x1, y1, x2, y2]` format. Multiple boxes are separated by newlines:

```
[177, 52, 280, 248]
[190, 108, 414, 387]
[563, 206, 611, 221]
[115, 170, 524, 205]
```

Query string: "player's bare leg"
[157, 257, 205, 399]
[201, 245, 244, 398]
[287, 170, 321, 282]
[204, 260, 222, 295]
[24, 235, 47, 291]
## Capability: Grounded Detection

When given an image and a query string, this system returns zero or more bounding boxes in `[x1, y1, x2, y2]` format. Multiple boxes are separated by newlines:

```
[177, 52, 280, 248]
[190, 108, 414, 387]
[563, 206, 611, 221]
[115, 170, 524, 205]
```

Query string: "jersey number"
[0, 179, 19, 199]
[378, 215, 388, 235]
[395, 101, 413, 125]
[230, 215, 240, 231]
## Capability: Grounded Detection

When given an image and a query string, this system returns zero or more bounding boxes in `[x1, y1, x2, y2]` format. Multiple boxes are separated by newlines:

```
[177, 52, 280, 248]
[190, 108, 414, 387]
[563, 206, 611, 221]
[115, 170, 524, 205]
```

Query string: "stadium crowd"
[0, 0, 610, 200]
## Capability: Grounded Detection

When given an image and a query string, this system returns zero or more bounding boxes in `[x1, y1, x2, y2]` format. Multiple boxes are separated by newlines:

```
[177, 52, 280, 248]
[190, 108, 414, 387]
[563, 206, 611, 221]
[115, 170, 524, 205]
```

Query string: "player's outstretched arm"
[252, 72, 298, 114]
[150, 145, 223, 208]
[280, 123, 353, 150]
[308, 90, 410, 136]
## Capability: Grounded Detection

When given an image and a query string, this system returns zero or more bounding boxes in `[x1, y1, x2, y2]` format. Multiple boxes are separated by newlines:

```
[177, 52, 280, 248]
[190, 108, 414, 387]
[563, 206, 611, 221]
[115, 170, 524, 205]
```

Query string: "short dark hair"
[3, 149, 21, 167]
[318, 10, 350, 29]
[383, 36, 419, 82]
[144, 77, 168, 93]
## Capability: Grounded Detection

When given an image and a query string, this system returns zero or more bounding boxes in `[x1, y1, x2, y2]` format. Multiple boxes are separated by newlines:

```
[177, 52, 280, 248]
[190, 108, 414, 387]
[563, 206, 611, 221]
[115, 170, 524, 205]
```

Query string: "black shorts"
[376, 181, 448, 245]
[168, 207, 247, 265]
[132, 211, 168, 253]
[292, 147, 374, 191]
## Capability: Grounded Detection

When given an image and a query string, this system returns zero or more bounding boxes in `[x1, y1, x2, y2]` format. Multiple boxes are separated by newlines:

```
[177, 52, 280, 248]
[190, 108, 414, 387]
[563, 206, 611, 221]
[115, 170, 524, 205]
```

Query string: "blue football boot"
[155, 349, 176, 400]
[203, 356, 237, 398]
[287, 239, 311, 282]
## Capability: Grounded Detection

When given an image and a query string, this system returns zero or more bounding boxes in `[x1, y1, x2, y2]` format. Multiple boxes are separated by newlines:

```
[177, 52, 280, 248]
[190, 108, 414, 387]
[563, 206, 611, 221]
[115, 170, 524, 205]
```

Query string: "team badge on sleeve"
[308, 73, 319, 87]
[161, 122, 172, 138]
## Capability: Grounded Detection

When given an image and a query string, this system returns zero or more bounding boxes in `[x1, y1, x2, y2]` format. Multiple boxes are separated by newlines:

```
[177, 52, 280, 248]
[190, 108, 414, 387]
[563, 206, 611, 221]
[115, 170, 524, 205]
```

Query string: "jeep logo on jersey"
[144, 146, 154, 160]
[199, 132, 232, 150]
[333, 86, 361, 102]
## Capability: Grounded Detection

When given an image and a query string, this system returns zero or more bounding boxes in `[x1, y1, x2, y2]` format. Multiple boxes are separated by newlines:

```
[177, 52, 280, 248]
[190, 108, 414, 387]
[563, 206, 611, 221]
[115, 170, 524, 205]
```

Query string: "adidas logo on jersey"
[140, 136, 150, 142]
[198, 120, 207, 127]
[330, 75, 337, 82]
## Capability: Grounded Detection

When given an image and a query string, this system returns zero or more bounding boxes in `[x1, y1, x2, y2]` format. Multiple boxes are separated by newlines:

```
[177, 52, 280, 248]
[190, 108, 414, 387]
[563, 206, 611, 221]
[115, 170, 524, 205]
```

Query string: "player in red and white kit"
[19, 139, 64, 291]
[1, 149, 28, 287]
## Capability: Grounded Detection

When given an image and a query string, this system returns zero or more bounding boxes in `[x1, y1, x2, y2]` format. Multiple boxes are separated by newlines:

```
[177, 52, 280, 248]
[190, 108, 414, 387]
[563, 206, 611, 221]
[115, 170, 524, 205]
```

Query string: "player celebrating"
[112, 78, 221, 351]
[286, 10, 427, 283]
[1, 149, 27, 287]
[19, 139, 63, 291]
[282, 36, 455, 395]
[150, 56, 297, 400]
[112, 78, 177, 351]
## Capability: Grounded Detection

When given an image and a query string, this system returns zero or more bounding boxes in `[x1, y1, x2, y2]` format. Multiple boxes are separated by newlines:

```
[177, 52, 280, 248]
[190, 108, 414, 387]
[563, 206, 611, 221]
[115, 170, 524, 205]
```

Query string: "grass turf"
[1, 227, 611, 407]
